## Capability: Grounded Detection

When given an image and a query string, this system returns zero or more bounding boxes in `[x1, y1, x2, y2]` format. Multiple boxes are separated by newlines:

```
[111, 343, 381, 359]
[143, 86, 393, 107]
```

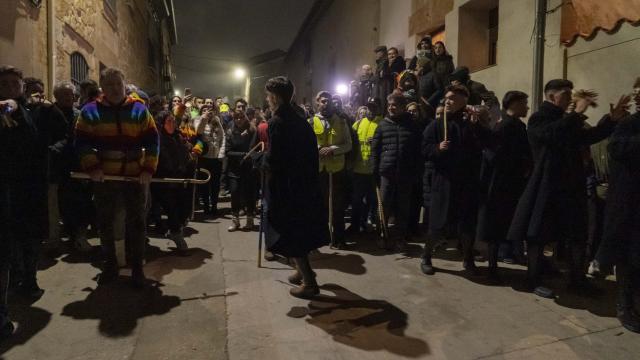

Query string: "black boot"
[0, 268, 13, 341]
[420, 257, 435, 275]
[290, 256, 319, 299]
[131, 263, 146, 289]
[617, 264, 640, 333]
[98, 260, 119, 285]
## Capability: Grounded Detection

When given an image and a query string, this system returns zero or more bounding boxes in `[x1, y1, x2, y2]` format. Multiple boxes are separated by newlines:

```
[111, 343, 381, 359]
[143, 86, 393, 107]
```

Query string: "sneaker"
[617, 306, 640, 333]
[168, 231, 188, 251]
[0, 317, 15, 341]
[228, 218, 241, 232]
[263, 251, 276, 262]
[243, 217, 255, 231]
[420, 258, 435, 275]
[289, 284, 320, 299]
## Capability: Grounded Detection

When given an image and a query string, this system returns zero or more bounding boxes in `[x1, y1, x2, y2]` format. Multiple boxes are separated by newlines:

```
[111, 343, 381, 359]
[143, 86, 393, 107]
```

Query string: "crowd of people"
[0, 34, 639, 340]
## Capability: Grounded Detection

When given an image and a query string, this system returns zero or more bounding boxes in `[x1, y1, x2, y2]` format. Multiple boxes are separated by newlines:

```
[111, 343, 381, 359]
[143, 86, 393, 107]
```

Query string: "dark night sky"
[172, 0, 315, 100]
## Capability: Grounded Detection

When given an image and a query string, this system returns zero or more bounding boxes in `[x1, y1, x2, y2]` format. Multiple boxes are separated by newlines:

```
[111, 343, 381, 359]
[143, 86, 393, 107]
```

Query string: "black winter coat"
[156, 130, 193, 179]
[0, 102, 39, 183]
[507, 101, 616, 244]
[422, 110, 493, 231]
[431, 54, 455, 89]
[225, 125, 257, 178]
[418, 71, 442, 108]
[371, 113, 422, 178]
[476, 113, 532, 243]
[264, 104, 330, 257]
[596, 112, 640, 267]
[30, 103, 69, 183]
[389, 56, 407, 78]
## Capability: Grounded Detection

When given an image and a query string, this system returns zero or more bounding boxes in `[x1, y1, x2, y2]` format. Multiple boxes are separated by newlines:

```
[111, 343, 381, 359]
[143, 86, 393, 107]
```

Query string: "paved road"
[1, 209, 639, 359]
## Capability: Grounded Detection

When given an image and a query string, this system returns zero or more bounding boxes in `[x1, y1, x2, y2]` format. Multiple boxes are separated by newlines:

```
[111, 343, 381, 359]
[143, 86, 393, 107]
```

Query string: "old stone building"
[0, 0, 177, 97]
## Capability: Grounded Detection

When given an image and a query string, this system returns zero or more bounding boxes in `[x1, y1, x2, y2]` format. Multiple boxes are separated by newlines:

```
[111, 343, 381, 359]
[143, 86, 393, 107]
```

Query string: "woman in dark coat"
[476, 92, 532, 280]
[263, 77, 330, 299]
[151, 110, 194, 251]
[225, 111, 258, 232]
[430, 42, 455, 90]
[596, 93, 640, 333]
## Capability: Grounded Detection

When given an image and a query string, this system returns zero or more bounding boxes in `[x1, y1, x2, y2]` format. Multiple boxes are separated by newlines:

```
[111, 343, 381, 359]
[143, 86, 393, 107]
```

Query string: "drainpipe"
[47, 0, 55, 99]
[531, 0, 547, 111]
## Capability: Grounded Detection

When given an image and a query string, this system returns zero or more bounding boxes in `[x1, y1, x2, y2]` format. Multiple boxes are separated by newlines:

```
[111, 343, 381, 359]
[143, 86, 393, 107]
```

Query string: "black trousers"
[320, 170, 346, 243]
[380, 175, 415, 238]
[60, 179, 95, 239]
[350, 173, 377, 231]
[199, 157, 223, 211]
[1, 181, 45, 287]
[229, 170, 257, 216]
[94, 182, 147, 268]
[151, 184, 191, 233]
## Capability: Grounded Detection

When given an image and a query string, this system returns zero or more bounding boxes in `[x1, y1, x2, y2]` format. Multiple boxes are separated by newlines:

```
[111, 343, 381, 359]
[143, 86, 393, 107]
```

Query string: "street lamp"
[234, 68, 247, 80]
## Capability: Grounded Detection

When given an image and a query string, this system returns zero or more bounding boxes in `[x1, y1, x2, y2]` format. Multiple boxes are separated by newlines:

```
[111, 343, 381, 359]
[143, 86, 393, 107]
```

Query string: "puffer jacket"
[371, 113, 422, 178]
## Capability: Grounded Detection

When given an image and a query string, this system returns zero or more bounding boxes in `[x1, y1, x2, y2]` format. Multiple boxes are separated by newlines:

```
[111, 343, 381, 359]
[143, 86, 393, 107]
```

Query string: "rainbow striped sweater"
[75, 96, 159, 176]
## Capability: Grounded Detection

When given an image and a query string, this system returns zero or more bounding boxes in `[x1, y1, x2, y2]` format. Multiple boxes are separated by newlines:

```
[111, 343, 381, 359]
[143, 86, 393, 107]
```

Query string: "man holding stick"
[508, 79, 630, 297]
[420, 85, 493, 275]
[263, 77, 329, 299]
[75, 68, 159, 288]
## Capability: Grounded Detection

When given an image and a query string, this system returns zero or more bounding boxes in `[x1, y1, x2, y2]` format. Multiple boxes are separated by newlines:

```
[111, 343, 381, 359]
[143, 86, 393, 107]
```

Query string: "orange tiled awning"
[561, 0, 640, 45]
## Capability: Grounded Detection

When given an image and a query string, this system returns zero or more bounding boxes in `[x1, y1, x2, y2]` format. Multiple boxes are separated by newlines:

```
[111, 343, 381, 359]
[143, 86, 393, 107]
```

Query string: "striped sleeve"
[74, 109, 101, 172]
[140, 109, 160, 173]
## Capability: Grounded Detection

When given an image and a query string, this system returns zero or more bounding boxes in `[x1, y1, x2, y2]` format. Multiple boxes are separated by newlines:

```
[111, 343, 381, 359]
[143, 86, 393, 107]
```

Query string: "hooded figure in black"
[507, 79, 626, 297]
[263, 77, 330, 299]
[476, 91, 532, 281]
[595, 82, 640, 333]
[420, 85, 494, 276]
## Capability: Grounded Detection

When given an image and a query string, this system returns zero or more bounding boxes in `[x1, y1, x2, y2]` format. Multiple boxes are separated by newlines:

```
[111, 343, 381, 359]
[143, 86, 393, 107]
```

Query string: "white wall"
[379, 0, 413, 57]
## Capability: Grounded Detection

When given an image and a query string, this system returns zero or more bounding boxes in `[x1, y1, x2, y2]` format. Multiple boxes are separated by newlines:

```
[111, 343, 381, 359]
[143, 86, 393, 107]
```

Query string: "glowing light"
[174, 90, 180, 96]
[234, 68, 247, 79]
[335, 83, 348, 96]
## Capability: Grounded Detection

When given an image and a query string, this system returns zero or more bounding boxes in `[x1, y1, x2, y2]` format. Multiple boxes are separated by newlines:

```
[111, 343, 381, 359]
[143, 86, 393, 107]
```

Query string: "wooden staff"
[375, 186, 389, 244]
[443, 109, 448, 141]
[242, 141, 265, 162]
[328, 172, 335, 248]
[257, 169, 265, 268]
[190, 157, 199, 220]
[70, 168, 211, 185]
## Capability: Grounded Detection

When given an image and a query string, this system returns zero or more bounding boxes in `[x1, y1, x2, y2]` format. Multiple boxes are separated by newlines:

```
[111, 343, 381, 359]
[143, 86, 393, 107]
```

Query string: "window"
[488, 7, 499, 66]
[104, 0, 116, 15]
[458, 0, 499, 72]
[103, 0, 117, 26]
[70, 52, 89, 86]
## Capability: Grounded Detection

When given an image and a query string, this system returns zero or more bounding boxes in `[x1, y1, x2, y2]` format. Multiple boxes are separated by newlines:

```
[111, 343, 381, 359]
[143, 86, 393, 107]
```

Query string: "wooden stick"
[443, 109, 448, 141]
[328, 172, 335, 248]
[243, 141, 265, 162]
[70, 168, 211, 185]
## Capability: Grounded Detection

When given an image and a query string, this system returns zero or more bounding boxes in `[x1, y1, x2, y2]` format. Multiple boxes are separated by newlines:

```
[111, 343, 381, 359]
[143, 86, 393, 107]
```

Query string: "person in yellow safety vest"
[309, 91, 352, 249]
[349, 97, 383, 234]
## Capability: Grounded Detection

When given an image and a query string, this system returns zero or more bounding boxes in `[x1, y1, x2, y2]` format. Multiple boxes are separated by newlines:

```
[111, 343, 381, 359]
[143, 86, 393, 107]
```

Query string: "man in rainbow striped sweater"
[75, 68, 159, 288]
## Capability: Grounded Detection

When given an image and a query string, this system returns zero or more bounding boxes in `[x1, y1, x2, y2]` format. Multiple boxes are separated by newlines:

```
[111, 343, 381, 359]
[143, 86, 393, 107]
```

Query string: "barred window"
[70, 52, 89, 86]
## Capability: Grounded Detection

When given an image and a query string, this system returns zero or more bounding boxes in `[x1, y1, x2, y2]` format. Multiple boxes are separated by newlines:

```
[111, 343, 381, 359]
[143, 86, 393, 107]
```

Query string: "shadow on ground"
[144, 247, 213, 282]
[61, 282, 181, 337]
[287, 283, 429, 358]
[0, 302, 52, 357]
[310, 251, 367, 275]
[436, 263, 618, 318]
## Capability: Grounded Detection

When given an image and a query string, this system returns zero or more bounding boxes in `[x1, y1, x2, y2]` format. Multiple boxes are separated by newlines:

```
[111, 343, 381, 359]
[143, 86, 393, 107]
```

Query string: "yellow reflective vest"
[311, 114, 350, 173]
[352, 116, 382, 175]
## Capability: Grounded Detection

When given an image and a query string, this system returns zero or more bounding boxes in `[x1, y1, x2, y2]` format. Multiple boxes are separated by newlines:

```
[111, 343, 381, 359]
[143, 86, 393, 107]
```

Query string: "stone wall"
[0, 0, 168, 97]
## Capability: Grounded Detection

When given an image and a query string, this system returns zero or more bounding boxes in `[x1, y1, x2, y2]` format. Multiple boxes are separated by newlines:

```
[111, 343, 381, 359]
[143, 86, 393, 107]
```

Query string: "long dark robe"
[476, 113, 532, 243]
[596, 112, 640, 267]
[422, 110, 493, 232]
[264, 104, 330, 257]
[507, 101, 615, 245]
